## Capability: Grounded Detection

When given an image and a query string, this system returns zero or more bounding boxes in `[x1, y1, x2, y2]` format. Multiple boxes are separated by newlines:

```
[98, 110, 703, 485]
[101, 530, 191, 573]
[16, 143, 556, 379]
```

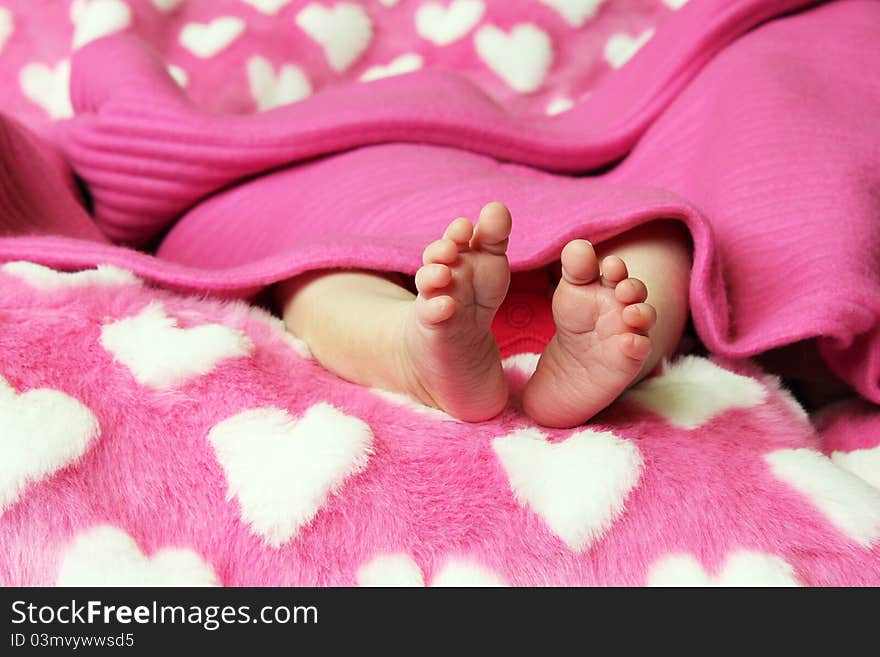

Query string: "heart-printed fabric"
[57, 525, 219, 586]
[208, 403, 374, 547]
[296, 3, 372, 73]
[179, 17, 245, 58]
[100, 302, 254, 389]
[493, 427, 642, 552]
[0, 376, 99, 514]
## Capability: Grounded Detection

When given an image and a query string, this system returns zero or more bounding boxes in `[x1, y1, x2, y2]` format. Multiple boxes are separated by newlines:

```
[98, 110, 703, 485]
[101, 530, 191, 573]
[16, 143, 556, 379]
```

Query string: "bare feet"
[522, 240, 657, 428]
[397, 202, 512, 421]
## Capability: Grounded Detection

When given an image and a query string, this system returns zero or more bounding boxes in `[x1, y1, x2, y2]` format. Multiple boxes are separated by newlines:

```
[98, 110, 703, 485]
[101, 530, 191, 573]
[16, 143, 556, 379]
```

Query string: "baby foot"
[522, 239, 656, 428]
[398, 202, 512, 421]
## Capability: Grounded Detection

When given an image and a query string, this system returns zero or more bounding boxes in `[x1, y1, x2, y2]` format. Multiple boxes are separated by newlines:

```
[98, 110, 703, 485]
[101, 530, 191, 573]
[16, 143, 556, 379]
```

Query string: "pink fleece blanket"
[1, 0, 880, 585]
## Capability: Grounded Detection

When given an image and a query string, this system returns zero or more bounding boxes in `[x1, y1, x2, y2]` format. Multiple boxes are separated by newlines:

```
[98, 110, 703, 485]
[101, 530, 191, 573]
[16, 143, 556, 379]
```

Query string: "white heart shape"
[242, 0, 292, 14]
[0, 8, 13, 55]
[167, 64, 188, 87]
[19, 60, 74, 120]
[71, 0, 132, 49]
[247, 55, 312, 111]
[765, 448, 880, 547]
[663, 0, 689, 9]
[415, 0, 484, 47]
[622, 356, 766, 429]
[208, 404, 373, 547]
[360, 53, 423, 82]
[538, 0, 606, 28]
[357, 553, 425, 587]
[153, 0, 184, 11]
[502, 352, 540, 378]
[648, 551, 800, 586]
[474, 23, 553, 93]
[57, 525, 219, 586]
[100, 302, 253, 389]
[0, 376, 99, 513]
[296, 3, 372, 73]
[179, 17, 245, 59]
[369, 387, 458, 421]
[2, 262, 139, 290]
[545, 96, 574, 115]
[493, 427, 642, 552]
[832, 446, 880, 491]
[356, 553, 506, 586]
[431, 559, 507, 587]
[603, 28, 654, 69]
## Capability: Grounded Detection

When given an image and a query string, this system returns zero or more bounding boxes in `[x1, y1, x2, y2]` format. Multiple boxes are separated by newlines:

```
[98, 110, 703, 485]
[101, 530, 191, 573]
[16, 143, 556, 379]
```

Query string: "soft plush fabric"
[1, 262, 879, 586]
[1, 0, 879, 585]
[1, 0, 879, 402]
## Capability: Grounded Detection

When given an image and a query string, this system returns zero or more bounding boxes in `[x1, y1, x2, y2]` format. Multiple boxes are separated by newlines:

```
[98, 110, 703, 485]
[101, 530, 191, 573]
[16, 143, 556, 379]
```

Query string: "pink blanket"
[1, 0, 880, 585]
[1, 0, 879, 401]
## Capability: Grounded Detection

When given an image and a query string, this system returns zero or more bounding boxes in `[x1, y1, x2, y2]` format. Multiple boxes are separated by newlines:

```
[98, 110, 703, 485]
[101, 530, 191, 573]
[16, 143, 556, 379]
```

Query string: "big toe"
[560, 239, 600, 284]
[472, 201, 512, 254]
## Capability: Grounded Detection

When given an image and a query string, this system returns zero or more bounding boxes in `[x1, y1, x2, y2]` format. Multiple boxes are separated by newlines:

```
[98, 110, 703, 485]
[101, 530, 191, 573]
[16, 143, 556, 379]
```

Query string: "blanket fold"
[0, 0, 878, 404]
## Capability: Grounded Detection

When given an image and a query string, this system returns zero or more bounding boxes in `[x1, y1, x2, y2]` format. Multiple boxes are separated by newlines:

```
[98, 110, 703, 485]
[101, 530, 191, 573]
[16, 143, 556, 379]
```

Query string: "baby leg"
[523, 221, 692, 428]
[275, 202, 513, 422]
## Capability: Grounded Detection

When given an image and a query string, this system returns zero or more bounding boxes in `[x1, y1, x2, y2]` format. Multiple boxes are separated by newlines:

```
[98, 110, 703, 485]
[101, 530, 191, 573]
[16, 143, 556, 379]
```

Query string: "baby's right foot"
[396, 202, 512, 422]
[522, 240, 657, 428]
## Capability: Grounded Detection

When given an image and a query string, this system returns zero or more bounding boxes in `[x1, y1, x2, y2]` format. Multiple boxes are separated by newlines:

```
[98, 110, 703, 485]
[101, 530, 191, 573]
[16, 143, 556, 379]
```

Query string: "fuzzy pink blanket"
[1, 0, 880, 585]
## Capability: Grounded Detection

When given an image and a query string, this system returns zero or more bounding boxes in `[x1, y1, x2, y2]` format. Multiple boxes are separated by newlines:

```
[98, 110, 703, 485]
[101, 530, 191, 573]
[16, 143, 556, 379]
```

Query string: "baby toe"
[472, 202, 513, 253]
[415, 263, 452, 295]
[443, 217, 474, 247]
[422, 238, 459, 265]
[622, 302, 657, 331]
[619, 332, 653, 361]
[614, 277, 648, 304]
[600, 255, 628, 286]
[560, 239, 600, 284]
[417, 294, 457, 325]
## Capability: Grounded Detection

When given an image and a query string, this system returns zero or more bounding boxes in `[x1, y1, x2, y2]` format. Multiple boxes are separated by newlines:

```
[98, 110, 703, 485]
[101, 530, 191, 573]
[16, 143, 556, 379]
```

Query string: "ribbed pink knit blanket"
[1, 0, 879, 586]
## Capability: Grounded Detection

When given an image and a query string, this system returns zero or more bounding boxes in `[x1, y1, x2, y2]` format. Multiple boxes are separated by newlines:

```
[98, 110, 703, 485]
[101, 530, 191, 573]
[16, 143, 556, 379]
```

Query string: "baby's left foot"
[522, 240, 657, 428]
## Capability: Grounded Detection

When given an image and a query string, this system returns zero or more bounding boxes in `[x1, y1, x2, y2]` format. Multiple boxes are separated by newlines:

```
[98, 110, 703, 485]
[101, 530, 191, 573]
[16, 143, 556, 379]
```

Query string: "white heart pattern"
[648, 551, 800, 586]
[100, 302, 254, 389]
[545, 96, 574, 115]
[0, 375, 99, 514]
[296, 3, 373, 73]
[179, 17, 245, 59]
[247, 55, 312, 111]
[539, 0, 606, 28]
[832, 446, 880, 491]
[241, 0, 292, 15]
[360, 53, 423, 82]
[167, 64, 188, 87]
[415, 0, 485, 47]
[431, 559, 507, 587]
[356, 553, 506, 586]
[474, 23, 553, 93]
[152, 0, 185, 12]
[19, 59, 74, 120]
[356, 553, 425, 587]
[603, 28, 654, 69]
[208, 404, 374, 547]
[621, 356, 766, 429]
[71, 0, 132, 49]
[663, 0, 690, 9]
[57, 525, 219, 586]
[2, 262, 139, 290]
[765, 448, 880, 547]
[493, 427, 642, 552]
[0, 7, 13, 54]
